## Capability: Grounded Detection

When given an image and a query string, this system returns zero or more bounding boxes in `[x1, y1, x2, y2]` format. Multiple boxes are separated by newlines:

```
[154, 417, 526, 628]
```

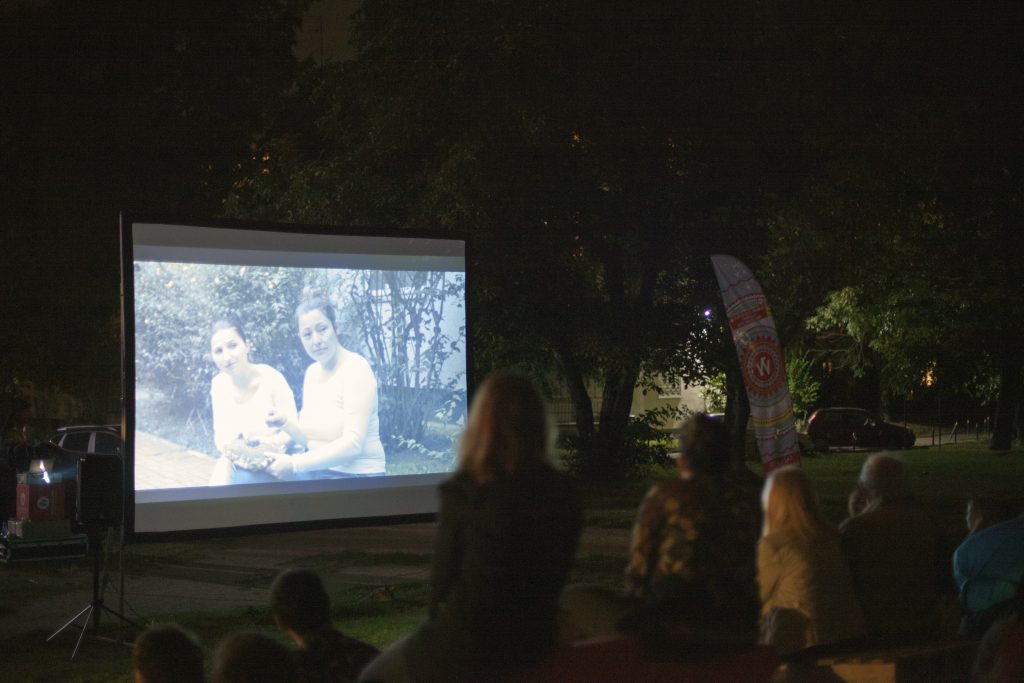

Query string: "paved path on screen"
[134, 431, 216, 490]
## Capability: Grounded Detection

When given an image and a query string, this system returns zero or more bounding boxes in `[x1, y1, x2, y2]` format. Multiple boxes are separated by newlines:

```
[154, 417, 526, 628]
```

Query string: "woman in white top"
[266, 292, 386, 478]
[207, 317, 297, 486]
[758, 466, 865, 656]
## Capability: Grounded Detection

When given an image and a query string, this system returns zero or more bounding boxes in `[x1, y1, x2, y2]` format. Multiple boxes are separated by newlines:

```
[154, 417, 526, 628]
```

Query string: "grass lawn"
[580, 441, 1024, 528]
[5, 441, 1023, 682]
[3, 578, 435, 683]
[801, 442, 1024, 518]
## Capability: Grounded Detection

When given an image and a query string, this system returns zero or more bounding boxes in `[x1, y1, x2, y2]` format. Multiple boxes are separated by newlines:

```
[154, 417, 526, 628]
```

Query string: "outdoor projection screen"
[121, 217, 467, 535]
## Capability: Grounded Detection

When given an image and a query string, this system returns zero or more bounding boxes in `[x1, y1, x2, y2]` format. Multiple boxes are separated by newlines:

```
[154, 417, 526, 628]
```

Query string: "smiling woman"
[207, 316, 298, 486]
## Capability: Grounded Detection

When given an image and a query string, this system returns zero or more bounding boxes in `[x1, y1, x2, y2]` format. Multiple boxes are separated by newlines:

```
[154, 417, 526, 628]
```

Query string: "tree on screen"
[135, 262, 463, 468]
[349, 270, 466, 466]
[134, 263, 309, 454]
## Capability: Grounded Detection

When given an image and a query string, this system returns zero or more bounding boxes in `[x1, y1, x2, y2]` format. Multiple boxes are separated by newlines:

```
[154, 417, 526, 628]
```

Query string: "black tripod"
[47, 524, 141, 659]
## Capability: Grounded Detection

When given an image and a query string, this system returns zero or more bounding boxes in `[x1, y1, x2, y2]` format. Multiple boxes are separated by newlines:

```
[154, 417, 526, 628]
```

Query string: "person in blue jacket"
[954, 500, 1024, 636]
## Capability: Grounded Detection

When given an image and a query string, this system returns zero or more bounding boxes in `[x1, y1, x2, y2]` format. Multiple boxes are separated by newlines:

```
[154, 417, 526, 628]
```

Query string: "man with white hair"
[839, 454, 941, 644]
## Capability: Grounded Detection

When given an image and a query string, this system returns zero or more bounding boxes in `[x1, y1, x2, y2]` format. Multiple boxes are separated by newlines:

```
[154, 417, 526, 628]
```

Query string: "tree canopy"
[0, 0, 311, 427]
[221, 0, 1024, 468]
[761, 0, 1024, 447]
[4, 0, 1022, 462]
[225, 0, 850, 475]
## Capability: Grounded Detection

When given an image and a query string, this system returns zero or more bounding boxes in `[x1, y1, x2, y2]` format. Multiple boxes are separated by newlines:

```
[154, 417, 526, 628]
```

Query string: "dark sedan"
[806, 407, 915, 452]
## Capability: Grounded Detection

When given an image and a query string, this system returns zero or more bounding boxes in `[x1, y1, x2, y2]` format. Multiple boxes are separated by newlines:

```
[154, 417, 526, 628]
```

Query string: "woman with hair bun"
[207, 317, 297, 485]
[266, 291, 386, 479]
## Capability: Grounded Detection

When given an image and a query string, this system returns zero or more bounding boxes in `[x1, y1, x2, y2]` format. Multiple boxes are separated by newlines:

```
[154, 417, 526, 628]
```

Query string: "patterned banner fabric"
[711, 254, 801, 472]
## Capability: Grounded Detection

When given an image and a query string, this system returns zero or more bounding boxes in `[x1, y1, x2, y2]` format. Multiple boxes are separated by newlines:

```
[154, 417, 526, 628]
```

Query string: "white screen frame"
[121, 216, 469, 538]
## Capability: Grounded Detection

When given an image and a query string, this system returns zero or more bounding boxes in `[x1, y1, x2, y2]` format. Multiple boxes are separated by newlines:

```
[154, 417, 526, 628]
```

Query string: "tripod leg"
[47, 603, 93, 642]
[71, 605, 95, 660]
[47, 526, 116, 659]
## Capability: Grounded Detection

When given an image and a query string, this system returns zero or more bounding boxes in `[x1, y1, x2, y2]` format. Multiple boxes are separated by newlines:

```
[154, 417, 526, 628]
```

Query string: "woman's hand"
[266, 409, 309, 446]
[267, 454, 296, 480]
[224, 436, 247, 456]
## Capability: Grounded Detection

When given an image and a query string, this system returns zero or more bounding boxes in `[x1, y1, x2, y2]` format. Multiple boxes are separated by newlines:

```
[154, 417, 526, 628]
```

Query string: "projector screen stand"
[47, 525, 141, 660]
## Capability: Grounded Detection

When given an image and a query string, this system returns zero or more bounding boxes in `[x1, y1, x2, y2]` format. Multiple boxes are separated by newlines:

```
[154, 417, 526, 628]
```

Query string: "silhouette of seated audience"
[133, 622, 205, 683]
[560, 413, 762, 658]
[757, 466, 864, 657]
[839, 454, 941, 644]
[954, 497, 1024, 636]
[966, 497, 1015, 537]
[213, 631, 294, 683]
[270, 568, 379, 682]
[357, 373, 583, 682]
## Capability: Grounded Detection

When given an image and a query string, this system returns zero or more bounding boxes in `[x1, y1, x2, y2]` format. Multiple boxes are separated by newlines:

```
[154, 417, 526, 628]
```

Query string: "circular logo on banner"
[37, 496, 50, 511]
[741, 335, 785, 400]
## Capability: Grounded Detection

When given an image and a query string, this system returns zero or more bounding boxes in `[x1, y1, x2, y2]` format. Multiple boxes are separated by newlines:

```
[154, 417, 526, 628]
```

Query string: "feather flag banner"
[711, 255, 801, 472]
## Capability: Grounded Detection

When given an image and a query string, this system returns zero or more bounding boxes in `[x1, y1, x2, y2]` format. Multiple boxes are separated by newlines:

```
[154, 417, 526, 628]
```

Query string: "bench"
[776, 639, 978, 682]
[505, 635, 779, 682]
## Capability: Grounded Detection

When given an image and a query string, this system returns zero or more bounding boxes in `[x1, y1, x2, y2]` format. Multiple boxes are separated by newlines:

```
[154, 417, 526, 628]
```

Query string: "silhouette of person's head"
[133, 623, 204, 683]
[857, 454, 910, 509]
[212, 631, 293, 683]
[270, 568, 332, 643]
[762, 465, 832, 541]
[457, 373, 551, 484]
[965, 496, 1015, 535]
[675, 413, 730, 477]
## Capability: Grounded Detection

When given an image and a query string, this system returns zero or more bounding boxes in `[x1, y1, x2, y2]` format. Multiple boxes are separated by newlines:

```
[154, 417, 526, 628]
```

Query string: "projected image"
[133, 262, 467, 490]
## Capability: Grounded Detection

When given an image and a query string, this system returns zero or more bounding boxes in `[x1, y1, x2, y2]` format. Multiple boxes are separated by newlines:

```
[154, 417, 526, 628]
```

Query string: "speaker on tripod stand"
[47, 452, 140, 659]
[75, 454, 123, 528]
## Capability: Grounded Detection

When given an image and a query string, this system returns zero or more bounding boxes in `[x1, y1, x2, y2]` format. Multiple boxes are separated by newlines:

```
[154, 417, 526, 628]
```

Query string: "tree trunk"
[575, 360, 642, 479]
[724, 364, 751, 471]
[580, 231, 655, 478]
[553, 347, 595, 440]
[990, 352, 1021, 450]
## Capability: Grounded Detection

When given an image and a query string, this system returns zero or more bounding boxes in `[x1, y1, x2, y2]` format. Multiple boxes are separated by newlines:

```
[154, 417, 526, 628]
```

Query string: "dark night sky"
[1, 0, 1022, 416]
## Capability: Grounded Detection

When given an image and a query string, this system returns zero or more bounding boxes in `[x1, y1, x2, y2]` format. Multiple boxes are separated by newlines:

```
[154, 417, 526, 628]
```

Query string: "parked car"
[48, 424, 121, 456]
[806, 407, 915, 452]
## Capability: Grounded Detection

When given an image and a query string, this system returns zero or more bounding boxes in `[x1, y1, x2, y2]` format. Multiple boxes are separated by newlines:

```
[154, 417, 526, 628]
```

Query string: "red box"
[15, 475, 66, 522]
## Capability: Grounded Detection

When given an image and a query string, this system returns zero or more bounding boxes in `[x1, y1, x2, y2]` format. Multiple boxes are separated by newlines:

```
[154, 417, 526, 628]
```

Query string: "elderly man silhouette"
[840, 454, 940, 644]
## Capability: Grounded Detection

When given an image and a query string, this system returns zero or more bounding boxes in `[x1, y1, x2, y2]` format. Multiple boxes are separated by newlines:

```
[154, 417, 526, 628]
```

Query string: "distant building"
[548, 374, 710, 434]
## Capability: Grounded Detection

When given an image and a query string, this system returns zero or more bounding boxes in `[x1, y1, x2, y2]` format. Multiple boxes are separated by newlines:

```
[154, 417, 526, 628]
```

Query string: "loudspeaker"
[76, 455, 123, 527]
[0, 461, 15, 520]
